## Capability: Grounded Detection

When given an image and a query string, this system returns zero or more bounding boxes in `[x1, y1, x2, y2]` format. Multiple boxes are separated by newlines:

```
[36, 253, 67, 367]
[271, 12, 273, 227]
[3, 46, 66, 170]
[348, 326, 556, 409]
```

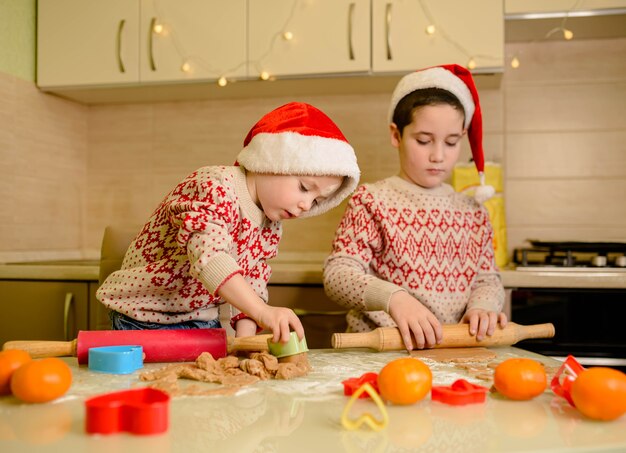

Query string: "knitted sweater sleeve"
[324, 186, 406, 313]
[465, 206, 505, 313]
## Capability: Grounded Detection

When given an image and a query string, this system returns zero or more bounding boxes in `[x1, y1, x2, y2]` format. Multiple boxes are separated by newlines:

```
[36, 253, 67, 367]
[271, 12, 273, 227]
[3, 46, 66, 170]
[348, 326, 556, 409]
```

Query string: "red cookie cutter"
[85, 387, 170, 435]
[431, 379, 489, 405]
[550, 355, 585, 407]
[342, 372, 379, 399]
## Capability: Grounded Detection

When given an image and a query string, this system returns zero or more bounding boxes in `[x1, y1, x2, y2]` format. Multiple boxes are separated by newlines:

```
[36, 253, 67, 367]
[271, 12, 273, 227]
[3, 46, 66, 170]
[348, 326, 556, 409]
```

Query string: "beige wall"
[0, 38, 624, 263]
[0, 71, 88, 262]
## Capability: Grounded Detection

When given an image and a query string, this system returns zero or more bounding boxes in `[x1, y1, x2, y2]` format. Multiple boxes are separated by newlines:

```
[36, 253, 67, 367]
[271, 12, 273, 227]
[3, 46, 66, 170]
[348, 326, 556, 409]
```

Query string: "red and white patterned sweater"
[324, 176, 504, 332]
[96, 166, 281, 324]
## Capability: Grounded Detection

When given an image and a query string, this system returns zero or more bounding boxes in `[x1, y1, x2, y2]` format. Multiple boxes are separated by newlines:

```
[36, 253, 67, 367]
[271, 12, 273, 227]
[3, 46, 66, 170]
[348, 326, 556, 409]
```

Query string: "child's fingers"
[419, 319, 437, 348]
[468, 314, 479, 336]
[475, 313, 490, 341]
[291, 317, 305, 341]
[498, 312, 508, 327]
[486, 312, 499, 336]
[398, 323, 414, 351]
[280, 318, 291, 343]
[432, 318, 443, 343]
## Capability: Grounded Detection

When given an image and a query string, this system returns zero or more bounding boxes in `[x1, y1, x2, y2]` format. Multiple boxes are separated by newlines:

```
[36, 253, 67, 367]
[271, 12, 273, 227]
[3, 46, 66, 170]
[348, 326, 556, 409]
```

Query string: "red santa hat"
[388, 64, 495, 203]
[236, 102, 360, 217]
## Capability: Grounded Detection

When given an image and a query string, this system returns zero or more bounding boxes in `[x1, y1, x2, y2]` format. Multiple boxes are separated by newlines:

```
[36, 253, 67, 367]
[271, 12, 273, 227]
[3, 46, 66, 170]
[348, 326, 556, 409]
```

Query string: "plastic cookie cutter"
[88, 345, 144, 374]
[266, 331, 309, 358]
[341, 383, 388, 432]
[551, 355, 585, 407]
[431, 379, 489, 405]
[85, 387, 170, 435]
[342, 372, 379, 399]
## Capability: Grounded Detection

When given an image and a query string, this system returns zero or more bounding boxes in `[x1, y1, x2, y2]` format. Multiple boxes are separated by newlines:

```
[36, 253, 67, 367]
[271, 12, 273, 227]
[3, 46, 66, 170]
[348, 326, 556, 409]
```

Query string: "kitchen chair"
[94, 225, 140, 330]
[95, 225, 235, 334]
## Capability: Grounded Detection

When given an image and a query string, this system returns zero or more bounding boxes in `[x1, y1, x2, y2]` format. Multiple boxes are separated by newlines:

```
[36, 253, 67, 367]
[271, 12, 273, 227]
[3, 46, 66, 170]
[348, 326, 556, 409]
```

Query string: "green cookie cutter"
[267, 332, 309, 358]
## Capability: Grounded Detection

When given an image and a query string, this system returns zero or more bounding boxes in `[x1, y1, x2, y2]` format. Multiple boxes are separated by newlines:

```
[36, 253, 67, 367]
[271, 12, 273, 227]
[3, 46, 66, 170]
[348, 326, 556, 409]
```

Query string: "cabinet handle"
[385, 3, 393, 60]
[63, 292, 74, 341]
[116, 19, 126, 73]
[347, 3, 355, 60]
[148, 17, 157, 71]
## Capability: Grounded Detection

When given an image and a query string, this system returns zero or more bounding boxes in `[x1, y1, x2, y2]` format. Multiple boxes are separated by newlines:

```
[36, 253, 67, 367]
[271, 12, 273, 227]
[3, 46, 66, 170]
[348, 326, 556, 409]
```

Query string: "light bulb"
[181, 61, 191, 73]
[425, 24, 436, 35]
[217, 77, 227, 87]
[563, 28, 574, 40]
[467, 58, 477, 70]
[260, 71, 270, 81]
[511, 57, 520, 69]
[283, 31, 293, 41]
[153, 23, 164, 34]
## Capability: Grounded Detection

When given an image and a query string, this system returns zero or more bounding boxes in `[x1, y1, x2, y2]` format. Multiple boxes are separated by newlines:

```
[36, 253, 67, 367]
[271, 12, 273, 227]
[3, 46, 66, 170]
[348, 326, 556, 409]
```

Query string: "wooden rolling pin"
[331, 322, 555, 351]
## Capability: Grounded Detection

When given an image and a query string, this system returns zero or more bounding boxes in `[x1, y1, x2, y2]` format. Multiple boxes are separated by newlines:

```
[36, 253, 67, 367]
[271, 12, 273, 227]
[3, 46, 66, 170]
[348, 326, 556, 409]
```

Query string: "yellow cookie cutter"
[341, 383, 389, 432]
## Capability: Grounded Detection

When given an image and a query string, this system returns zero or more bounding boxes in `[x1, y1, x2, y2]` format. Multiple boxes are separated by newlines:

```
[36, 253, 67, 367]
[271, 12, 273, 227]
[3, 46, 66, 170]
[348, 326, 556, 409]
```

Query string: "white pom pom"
[474, 184, 495, 203]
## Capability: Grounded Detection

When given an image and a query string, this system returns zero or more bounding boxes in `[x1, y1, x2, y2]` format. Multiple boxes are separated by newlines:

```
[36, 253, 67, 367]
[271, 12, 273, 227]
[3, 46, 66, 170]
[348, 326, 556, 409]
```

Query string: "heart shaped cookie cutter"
[85, 387, 170, 435]
[341, 383, 388, 431]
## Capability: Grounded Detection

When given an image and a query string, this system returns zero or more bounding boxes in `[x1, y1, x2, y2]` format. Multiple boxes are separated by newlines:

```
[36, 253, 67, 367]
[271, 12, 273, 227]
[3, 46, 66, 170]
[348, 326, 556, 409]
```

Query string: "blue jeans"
[109, 310, 221, 330]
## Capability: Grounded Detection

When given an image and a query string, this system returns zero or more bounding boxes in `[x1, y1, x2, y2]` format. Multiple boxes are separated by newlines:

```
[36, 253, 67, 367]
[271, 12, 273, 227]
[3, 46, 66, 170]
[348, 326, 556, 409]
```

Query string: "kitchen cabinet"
[505, 0, 626, 15]
[37, 0, 246, 88]
[248, 0, 371, 78]
[0, 280, 90, 345]
[371, 0, 504, 72]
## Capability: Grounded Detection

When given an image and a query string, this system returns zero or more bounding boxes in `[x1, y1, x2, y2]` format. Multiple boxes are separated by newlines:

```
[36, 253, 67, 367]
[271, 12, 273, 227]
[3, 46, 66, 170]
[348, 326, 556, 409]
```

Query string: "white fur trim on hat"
[237, 131, 359, 218]
[388, 67, 475, 127]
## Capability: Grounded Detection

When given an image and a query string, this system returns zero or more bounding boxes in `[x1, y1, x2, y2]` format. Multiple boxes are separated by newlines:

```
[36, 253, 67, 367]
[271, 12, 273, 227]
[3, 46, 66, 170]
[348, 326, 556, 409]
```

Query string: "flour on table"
[410, 347, 497, 362]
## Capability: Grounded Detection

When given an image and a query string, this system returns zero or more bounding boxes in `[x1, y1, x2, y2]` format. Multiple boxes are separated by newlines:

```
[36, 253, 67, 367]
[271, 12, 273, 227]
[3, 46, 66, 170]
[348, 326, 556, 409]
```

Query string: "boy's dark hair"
[392, 88, 465, 136]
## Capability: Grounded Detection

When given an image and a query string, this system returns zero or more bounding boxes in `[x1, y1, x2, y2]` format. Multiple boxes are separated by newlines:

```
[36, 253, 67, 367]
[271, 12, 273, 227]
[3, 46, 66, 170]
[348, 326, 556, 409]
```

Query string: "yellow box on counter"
[451, 163, 508, 268]
[451, 162, 504, 193]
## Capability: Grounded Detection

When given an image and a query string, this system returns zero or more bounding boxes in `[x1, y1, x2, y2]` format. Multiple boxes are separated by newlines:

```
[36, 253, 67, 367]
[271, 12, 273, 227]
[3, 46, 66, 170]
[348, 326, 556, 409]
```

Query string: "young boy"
[97, 102, 360, 343]
[324, 65, 506, 351]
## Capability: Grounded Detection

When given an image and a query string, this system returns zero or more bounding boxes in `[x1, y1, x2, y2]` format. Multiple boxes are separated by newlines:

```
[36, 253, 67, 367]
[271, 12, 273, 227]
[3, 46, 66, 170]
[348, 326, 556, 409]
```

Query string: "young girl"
[324, 65, 506, 351]
[97, 102, 360, 343]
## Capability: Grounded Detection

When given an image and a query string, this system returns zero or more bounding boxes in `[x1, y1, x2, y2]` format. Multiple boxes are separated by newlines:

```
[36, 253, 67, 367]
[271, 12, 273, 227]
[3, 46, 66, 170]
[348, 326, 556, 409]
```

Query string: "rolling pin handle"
[2, 339, 78, 358]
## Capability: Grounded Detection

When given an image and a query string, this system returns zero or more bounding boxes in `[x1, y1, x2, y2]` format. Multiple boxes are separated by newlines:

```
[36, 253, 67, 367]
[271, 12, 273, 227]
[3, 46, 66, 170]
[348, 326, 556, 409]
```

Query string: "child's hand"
[235, 317, 258, 337]
[461, 308, 508, 341]
[389, 292, 443, 350]
[256, 305, 305, 344]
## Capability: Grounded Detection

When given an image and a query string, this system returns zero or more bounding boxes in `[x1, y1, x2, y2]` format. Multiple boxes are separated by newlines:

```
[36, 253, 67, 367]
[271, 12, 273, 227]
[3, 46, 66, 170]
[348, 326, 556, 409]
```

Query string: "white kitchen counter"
[1, 348, 625, 453]
[1, 255, 625, 289]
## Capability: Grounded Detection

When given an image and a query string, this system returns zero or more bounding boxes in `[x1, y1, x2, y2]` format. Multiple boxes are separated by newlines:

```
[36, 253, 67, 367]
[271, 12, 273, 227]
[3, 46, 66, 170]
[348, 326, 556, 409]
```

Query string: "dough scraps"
[139, 351, 310, 396]
[410, 347, 498, 363]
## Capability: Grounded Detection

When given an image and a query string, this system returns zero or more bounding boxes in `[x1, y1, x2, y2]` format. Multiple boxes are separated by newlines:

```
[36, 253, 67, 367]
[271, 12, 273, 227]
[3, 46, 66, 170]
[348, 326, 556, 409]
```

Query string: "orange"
[571, 367, 626, 421]
[0, 349, 32, 395]
[10, 358, 72, 403]
[377, 357, 432, 405]
[493, 358, 546, 400]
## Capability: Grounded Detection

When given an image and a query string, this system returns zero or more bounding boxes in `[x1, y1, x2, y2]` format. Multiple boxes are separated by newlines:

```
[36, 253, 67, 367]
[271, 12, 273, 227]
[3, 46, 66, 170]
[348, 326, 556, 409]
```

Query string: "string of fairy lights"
[148, 0, 584, 84]
[509, 0, 581, 69]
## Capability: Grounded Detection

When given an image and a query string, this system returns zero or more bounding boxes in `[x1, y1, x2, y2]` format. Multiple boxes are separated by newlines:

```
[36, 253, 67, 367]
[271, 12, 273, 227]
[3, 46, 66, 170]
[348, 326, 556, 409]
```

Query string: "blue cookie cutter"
[88, 345, 144, 374]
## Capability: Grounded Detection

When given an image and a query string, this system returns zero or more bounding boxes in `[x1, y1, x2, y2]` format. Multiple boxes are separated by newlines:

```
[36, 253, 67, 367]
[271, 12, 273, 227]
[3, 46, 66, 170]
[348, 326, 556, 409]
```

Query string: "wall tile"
[2, 37, 625, 262]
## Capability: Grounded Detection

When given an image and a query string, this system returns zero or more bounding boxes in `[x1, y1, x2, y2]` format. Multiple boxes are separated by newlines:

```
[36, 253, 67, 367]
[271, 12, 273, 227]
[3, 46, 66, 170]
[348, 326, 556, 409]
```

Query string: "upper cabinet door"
[139, 0, 247, 82]
[372, 0, 504, 73]
[248, 0, 371, 78]
[38, 0, 140, 87]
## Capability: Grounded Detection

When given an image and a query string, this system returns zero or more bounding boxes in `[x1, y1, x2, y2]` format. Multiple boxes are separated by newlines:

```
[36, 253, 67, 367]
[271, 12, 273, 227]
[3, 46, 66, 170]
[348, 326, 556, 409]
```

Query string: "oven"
[510, 240, 626, 372]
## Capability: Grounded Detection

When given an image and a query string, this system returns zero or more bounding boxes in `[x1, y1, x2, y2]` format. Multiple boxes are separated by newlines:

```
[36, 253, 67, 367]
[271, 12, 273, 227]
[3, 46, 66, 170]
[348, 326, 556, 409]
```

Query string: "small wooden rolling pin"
[331, 322, 555, 351]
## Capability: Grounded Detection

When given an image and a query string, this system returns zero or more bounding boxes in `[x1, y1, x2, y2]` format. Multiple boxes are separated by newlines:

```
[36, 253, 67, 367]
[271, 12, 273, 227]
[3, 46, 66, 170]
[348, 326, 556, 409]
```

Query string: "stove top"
[513, 239, 626, 272]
